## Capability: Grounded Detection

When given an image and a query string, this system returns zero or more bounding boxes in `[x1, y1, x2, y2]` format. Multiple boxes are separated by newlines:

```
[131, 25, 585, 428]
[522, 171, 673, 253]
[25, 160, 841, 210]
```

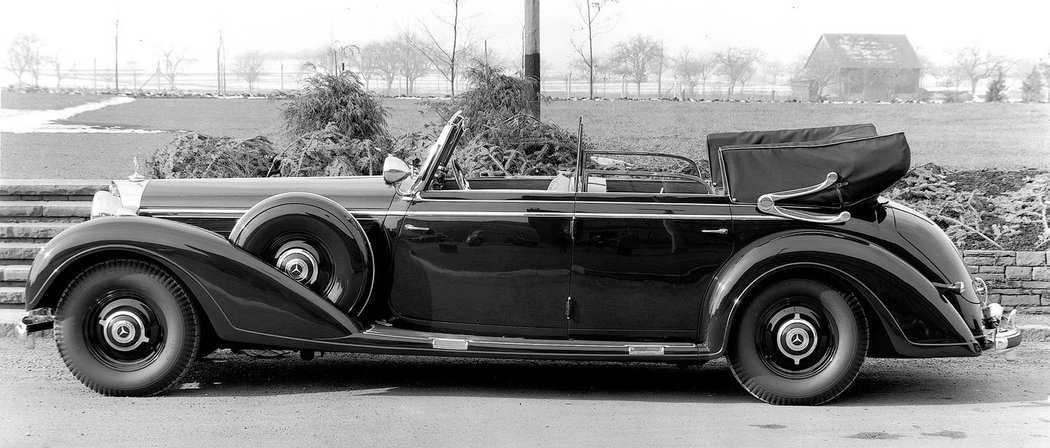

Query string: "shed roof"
[815, 34, 921, 69]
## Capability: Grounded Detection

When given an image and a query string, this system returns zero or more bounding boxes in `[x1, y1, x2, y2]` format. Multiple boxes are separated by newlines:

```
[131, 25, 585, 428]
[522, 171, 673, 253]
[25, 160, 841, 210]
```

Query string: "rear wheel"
[728, 278, 867, 405]
[55, 259, 200, 396]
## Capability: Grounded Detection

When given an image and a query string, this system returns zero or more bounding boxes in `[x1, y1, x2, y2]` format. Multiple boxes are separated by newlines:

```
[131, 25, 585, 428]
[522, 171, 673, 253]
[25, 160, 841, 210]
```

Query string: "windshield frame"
[410, 112, 464, 193]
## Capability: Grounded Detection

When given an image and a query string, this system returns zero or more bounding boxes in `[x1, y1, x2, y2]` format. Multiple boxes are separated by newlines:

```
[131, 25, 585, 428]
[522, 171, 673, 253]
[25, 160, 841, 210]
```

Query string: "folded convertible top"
[707, 124, 878, 193]
[716, 132, 911, 209]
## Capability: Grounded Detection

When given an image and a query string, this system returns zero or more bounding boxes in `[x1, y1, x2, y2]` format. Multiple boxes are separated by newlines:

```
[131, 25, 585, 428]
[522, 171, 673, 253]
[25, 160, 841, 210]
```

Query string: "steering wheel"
[450, 159, 470, 190]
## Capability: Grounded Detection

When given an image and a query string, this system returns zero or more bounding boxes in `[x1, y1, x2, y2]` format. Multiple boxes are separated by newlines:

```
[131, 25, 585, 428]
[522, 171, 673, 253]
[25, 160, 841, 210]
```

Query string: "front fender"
[26, 217, 363, 349]
[702, 230, 980, 358]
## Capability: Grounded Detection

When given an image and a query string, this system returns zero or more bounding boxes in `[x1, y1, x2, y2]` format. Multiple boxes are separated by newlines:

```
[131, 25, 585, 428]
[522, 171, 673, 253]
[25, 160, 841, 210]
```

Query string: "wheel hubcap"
[775, 313, 818, 365]
[99, 309, 150, 352]
[87, 295, 163, 368]
[759, 303, 835, 376]
[276, 247, 319, 285]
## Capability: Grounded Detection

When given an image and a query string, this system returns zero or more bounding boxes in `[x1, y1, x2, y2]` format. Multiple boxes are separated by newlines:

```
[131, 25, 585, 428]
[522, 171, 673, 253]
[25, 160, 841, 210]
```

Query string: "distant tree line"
[6, 0, 1050, 104]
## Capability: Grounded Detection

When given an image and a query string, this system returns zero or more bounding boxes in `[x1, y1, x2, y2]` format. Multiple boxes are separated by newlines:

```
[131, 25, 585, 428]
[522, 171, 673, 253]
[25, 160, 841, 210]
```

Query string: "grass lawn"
[2, 93, 1047, 179]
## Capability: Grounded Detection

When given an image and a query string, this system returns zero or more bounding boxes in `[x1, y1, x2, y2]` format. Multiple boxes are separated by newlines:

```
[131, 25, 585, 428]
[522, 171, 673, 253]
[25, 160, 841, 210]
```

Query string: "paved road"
[2, 337, 1048, 447]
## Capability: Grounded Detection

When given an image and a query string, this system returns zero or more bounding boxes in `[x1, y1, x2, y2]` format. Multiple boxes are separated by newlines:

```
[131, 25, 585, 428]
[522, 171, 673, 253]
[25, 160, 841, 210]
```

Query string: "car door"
[569, 171, 735, 341]
[387, 188, 574, 339]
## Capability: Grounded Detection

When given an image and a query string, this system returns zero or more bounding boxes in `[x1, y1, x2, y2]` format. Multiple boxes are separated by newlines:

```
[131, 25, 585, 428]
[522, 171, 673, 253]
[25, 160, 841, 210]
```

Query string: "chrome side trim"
[576, 213, 732, 220]
[362, 326, 699, 354]
[144, 207, 791, 221]
[144, 208, 407, 218]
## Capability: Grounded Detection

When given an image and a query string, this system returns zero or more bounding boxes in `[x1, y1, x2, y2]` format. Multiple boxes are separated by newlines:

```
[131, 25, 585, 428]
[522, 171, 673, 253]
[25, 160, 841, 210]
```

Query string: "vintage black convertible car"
[21, 112, 1020, 405]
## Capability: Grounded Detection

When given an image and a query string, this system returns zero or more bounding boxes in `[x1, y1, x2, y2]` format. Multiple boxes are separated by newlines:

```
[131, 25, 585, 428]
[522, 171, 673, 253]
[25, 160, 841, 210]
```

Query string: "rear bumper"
[981, 327, 1022, 352]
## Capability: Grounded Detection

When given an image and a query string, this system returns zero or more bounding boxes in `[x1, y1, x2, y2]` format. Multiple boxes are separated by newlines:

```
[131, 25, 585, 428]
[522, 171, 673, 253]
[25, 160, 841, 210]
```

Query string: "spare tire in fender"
[229, 192, 374, 314]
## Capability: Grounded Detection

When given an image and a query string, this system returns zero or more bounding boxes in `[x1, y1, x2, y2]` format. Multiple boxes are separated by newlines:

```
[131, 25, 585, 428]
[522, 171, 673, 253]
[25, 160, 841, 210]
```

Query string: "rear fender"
[702, 231, 980, 358]
[25, 217, 363, 349]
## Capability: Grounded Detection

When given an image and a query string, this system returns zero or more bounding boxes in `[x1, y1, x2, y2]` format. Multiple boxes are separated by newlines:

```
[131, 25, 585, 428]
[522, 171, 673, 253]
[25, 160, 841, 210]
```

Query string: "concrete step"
[0, 201, 92, 219]
[0, 287, 25, 304]
[0, 179, 108, 198]
[0, 222, 76, 241]
[0, 242, 43, 263]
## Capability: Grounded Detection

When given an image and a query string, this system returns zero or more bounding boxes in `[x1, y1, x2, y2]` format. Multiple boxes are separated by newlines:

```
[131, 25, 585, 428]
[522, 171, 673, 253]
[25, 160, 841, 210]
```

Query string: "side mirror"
[383, 156, 412, 186]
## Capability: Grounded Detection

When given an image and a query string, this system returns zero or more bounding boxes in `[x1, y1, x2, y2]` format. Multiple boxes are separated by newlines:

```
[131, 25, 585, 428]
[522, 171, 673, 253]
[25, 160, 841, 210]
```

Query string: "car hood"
[132, 176, 397, 213]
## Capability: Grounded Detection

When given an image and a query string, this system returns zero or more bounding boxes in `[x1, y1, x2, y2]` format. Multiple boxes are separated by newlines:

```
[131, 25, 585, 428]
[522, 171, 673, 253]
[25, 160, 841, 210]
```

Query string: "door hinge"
[565, 296, 574, 320]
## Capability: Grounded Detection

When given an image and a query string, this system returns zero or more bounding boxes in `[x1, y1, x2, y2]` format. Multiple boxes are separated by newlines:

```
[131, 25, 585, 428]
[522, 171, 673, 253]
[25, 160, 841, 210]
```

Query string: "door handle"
[404, 224, 430, 232]
[701, 228, 728, 234]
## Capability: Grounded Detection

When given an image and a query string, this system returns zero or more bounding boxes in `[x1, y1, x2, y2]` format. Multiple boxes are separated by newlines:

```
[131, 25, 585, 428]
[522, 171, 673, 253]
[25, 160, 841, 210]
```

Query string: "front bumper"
[16, 310, 54, 349]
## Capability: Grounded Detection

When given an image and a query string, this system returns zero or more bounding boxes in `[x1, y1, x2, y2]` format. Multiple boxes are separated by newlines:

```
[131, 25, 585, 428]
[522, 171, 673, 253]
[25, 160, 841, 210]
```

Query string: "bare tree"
[950, 47, 1011, 96]
[6, 34, 42, 86]
[1042, 52, 1050, 102]
[653, 43, 667, 96]
[398, 33, 431, 96]
[804, 50, 840, 99]
[300, 41, 357, 75]
[672, 48, 715, 99]
[127, 60, 140, 90]
[369, 40, 401, 95]
[761, 61, 783, 86]
[570, 0, 617, 99]
[357, 42, 381, 90]
[234, 50, 265, 94]
[411, 0, 474, 98]
[717, 47, 761, 99]
[46, 54, 73, 88]
[159, 48, 196, 90]
[609, 35, 662, 96]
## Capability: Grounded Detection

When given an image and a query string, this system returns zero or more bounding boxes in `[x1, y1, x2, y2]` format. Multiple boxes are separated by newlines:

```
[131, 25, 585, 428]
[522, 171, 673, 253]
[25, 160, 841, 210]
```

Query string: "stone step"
[0, 265, 30, 282]
[0, 201, 92, 219]
[0, 242, 44, 262]
[0, 265, 31, 289]
[0, 222, 76, 240]
[0, 216, 88, 224]
[0, 287, 25, 304]
[0, 179, 108, 198]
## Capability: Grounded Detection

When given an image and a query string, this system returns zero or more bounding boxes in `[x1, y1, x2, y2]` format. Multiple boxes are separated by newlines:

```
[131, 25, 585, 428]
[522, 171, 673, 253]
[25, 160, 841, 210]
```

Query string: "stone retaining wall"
[963, 250, 1049, 310]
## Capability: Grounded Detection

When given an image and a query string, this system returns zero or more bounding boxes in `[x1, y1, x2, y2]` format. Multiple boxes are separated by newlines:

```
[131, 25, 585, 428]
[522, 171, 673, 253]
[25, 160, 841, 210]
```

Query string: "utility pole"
[93, 58, 97, 93]
[280, 64, 284, 90]
[524, 0, 540, 118]
[114, 20, 119, 91]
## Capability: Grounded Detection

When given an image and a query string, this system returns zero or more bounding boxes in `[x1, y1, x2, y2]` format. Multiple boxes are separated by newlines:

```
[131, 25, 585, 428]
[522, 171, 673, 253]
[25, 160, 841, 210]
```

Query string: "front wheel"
[55, 259, 200, 396]
[728, 279, 868, 405]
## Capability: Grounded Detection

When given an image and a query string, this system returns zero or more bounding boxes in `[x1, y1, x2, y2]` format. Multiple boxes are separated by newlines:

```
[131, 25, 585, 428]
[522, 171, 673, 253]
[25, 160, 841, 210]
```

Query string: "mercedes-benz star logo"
[791, 333, 805, 345]
[117, 326, 130, 338]
[289, 264, 304, 276]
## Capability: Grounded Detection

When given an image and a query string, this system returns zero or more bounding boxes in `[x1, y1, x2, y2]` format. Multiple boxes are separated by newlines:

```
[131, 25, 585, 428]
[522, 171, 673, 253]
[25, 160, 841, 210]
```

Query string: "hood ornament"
[128, 156, 146, 182]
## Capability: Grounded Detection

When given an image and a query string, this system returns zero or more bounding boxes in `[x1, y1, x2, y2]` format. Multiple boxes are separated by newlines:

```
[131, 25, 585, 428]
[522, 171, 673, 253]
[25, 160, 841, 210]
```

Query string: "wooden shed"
[803, 34, 922, 101]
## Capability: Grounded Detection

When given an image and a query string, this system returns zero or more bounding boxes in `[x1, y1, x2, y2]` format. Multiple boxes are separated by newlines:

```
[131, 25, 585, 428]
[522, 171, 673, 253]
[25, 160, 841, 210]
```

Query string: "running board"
[358, 326, 705, 360]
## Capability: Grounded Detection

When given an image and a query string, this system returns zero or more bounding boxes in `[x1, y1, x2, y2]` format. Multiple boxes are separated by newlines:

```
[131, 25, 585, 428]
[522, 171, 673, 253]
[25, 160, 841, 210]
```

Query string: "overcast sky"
[1, 0, 1047, 81]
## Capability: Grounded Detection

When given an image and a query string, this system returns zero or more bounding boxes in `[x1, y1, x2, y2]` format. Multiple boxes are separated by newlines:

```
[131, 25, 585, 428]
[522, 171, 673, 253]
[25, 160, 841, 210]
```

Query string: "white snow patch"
[0, 96, 162, 134]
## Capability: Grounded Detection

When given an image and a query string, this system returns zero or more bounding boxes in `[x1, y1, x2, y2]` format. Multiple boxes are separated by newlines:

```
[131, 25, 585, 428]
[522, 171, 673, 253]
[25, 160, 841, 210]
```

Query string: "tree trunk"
[587, 1, 594, 100]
